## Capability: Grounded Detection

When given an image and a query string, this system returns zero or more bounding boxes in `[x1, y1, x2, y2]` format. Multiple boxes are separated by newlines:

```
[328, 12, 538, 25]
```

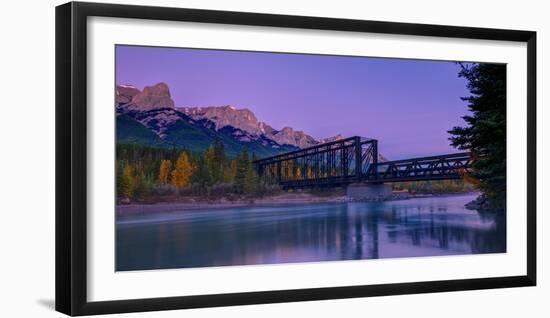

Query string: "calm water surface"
[116, 194, 505, 271]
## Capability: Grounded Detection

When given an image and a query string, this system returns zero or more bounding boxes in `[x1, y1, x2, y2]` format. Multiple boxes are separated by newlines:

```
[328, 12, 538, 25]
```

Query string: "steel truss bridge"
[253, 136, 472, 189]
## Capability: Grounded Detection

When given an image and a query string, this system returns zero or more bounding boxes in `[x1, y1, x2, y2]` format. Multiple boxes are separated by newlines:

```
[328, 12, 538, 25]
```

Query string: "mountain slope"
[116, 114, 165, 146]
[115, 83, 298, 158]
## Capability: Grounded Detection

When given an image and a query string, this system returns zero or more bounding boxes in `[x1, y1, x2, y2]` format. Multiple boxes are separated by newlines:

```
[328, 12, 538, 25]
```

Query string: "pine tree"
[205, 140, 225, 184]
[133, 171, 147, 199]
[190, 155, 211, 193]
[448, 63, 506, 209]
[116, 160, 125, 198]
[158, 159, 172, 184]
[170, 152, 194, 189]
[213, 140, 225, 182]
[234, 149, 249, 194]
[224, 159, 237, 183]
[244, 153, 259, 194]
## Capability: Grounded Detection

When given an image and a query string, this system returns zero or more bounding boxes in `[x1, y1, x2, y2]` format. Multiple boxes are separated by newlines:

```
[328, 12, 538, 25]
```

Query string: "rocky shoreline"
[464, 195, 505, 213]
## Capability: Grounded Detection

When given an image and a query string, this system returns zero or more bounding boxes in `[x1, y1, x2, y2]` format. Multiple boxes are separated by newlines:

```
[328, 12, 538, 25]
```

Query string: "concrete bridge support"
[346, 183, 392, 200]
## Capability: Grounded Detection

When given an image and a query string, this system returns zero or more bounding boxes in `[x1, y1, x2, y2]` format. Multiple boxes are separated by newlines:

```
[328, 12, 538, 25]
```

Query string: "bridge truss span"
[254, 136, 378, 188]
[253, 136, 472, 189]
[364, 152, 472, 183]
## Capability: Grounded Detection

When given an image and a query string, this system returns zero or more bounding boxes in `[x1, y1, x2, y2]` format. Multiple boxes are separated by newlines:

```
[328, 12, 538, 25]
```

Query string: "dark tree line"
[448, 63, 506, 210]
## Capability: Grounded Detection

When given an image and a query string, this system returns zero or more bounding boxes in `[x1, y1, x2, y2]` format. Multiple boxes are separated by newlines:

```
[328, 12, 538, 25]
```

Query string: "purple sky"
[116, 45, 472, 160]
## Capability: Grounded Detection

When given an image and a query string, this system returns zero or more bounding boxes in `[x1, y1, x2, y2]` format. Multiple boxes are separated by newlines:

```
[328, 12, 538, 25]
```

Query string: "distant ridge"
[115, 82, 386, 160]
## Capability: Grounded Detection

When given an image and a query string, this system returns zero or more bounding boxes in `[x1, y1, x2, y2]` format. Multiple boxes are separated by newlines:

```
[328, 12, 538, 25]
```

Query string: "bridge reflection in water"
[254, 136, 472, 189]
[116, 194, 506, 271]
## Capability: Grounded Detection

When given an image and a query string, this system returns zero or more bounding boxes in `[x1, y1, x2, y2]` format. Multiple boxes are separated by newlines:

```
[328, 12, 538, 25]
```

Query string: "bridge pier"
[346, 183, 392, 200]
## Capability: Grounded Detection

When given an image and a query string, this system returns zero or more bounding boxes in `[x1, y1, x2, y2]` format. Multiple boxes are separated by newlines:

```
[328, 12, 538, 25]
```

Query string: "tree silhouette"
[448, 63, 506, 209]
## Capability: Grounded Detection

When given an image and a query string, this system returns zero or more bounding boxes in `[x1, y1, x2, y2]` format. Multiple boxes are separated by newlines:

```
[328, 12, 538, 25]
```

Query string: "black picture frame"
[55, 1, 537, 316]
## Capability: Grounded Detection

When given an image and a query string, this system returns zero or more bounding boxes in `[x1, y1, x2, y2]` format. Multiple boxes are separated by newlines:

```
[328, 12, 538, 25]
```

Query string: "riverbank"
[116, 191, 478, 216]
[464, 195, 506, 214]
[117, 193, 341, 215]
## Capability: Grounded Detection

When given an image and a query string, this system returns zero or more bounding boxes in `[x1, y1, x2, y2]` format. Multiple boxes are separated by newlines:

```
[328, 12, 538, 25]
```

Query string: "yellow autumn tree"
[117, 161, 134, 198]
[284, 161, 294, 179]
[170, 152, 194, 189]
[306, 167, 314, 179]
[158, 159, 172, 184]
[295, 166, 302, 179]
[461, 169, 481, 187]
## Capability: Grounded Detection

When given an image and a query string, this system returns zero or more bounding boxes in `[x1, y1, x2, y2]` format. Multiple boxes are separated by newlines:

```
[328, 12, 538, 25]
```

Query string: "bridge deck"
[277, 152, 471, 189]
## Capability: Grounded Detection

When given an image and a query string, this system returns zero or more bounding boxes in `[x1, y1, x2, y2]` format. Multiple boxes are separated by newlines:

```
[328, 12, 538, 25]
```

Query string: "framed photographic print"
[55, 1, 536, 316]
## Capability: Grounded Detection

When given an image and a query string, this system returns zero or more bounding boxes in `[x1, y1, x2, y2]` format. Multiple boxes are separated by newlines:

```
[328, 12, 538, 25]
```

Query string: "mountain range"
[116, 82, 382, 159]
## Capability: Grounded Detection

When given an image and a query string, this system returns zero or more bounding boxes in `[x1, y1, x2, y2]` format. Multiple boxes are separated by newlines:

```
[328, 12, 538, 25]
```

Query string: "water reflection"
[116, 194, 506, 271]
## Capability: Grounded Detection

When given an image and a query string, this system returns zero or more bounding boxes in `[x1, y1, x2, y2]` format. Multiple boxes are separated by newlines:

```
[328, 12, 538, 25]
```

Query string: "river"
[116, 193, 505, 271]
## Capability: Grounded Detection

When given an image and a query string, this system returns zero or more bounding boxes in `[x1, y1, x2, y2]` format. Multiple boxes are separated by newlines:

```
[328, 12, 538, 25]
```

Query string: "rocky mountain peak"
[270, 126, 318, 149]
[118, 82, 175, 111]
[258, 122, 276, 135]
[179, 105, 262, 136]
[141, 82, 171, 97]
[116, 84, 140, 106]
[319, 134, 345, 144]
